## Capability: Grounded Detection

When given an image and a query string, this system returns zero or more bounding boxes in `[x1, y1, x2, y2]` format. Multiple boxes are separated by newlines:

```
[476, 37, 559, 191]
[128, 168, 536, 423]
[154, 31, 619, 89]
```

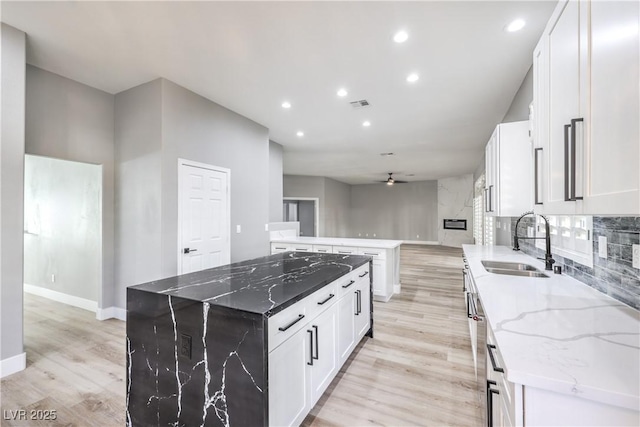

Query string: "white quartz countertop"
[462, 244, 640, 411]
[270, 236, 403, 249]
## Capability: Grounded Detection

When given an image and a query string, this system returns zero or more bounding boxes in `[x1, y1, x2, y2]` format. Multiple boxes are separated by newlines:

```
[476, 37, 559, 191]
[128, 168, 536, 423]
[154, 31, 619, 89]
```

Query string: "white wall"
[24, 155, 101, 302]
[438, 174, 474, 247]
[1, 23, 26, 367]
[25, 65, 116, 310]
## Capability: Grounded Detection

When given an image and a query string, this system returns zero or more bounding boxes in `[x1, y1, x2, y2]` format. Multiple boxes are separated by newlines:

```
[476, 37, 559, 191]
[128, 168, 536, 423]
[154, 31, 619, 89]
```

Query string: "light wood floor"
[1, 245, 481, 426]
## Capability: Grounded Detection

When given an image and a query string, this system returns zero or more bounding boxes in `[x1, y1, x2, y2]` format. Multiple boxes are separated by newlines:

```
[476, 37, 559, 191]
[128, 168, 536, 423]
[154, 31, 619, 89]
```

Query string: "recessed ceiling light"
[337, 88, 348, 97]
[393, 30, 409, 43]
[282, 101, 291, 109]
[406, 73, 419, 83]
[296, 131, 304, 137]
[363, 121, 371, 127]
[505, 19, 526, 32]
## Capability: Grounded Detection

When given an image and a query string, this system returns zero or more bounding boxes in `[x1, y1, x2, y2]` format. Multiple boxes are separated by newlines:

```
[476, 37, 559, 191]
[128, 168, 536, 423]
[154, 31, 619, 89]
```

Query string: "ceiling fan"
[378, 172, 408, 185]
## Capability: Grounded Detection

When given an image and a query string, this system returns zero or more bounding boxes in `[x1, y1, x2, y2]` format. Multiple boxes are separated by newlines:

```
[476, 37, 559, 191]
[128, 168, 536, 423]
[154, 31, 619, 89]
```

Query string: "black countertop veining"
[129, 251, 371, 316]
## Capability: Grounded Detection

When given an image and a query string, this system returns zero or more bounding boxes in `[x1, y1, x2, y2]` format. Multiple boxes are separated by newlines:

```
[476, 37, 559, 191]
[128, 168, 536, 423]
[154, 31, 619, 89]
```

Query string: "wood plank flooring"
[1, 245, 481, 426]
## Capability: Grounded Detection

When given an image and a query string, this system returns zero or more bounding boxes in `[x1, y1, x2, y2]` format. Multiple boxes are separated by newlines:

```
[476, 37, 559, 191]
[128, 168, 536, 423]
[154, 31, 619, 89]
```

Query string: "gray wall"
[283, 175, 326, 235]
[298, 201, 316, 237]
[24, 155, 102, 301]
[160, 79, 271, 274]
[25, 65, 116, 309]
[350, 181, 438, 241]
[114, 80, 163, 308]
[502, 65, 533, 123]
[269, 141, 284, 223]
[324, 178, 351, 238]
[1, 23, 26, 361]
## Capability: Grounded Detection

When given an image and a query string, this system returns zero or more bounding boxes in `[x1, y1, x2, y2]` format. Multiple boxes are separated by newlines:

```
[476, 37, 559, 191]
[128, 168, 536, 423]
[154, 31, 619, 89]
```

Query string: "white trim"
[401, 240, 440, 245]
[24, 283, 97, 313]
[283, 197, 320, 237]
[96, 306, 127, 321]
[177, 158, 231, 275]
[1, 352, 26, 378]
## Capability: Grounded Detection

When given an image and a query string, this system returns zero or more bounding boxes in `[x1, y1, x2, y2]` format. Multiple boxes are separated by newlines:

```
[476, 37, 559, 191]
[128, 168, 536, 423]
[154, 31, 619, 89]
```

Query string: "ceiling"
[2, 0, 557, 185]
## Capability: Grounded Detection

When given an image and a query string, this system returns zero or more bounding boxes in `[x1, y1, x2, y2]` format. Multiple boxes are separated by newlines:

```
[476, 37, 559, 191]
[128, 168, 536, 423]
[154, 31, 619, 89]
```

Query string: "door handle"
[183, 248, 198, 254]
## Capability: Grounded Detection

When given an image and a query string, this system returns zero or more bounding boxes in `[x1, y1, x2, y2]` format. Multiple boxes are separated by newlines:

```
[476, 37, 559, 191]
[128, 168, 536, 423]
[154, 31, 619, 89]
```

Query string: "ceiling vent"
[350, 99, 370, 109]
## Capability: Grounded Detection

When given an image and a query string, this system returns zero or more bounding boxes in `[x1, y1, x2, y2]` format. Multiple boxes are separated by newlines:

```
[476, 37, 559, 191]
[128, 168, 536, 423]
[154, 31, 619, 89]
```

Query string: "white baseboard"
[96, 306, 126, 321]
[24, 283, 97, 313]
[401, 240, 440, 245]
[1, 352, 26, 378]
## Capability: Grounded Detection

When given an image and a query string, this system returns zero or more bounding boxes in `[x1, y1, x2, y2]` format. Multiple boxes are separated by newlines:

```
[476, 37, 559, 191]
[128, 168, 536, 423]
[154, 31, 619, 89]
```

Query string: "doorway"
[178, 159, 230, 275]
[283, 198, 319, 237]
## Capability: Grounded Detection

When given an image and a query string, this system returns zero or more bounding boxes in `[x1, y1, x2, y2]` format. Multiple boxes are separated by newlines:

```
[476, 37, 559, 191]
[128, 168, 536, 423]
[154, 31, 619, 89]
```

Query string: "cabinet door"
[309, 303, 338, 405]
[532, 36, 548, 210]
[337, 292, 356, 365]
[269, 326, 311, 427]
[355, 281, 371, 339]
[581, 0, 640, 214]
[545, 0, 580, 214]
[371, 259, 385, 298]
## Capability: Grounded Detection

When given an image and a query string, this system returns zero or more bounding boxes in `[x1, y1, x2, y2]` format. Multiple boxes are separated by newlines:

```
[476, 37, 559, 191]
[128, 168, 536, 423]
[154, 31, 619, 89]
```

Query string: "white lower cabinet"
[269, 264, 371, 427]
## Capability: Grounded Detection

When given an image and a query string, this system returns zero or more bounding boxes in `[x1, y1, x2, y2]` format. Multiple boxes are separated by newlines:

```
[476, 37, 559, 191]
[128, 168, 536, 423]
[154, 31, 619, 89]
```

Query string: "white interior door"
[179, 161, 230, 274]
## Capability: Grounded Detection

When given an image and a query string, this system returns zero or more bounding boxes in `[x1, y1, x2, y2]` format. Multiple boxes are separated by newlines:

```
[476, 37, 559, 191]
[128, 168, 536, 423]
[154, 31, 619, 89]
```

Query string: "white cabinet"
[533, 0, 640, 215]
[268, 264, 371, 426]
[312, 244, 332, 253]
[332, 246, 358, 255]
[271, 243, 292, 254]
[269, 325, 310, 427]
[485, 121, 533, 217]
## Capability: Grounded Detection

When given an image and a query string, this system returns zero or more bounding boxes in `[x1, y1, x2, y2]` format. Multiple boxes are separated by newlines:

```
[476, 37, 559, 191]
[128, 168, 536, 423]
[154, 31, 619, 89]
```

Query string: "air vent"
[350, 99, 370, 109]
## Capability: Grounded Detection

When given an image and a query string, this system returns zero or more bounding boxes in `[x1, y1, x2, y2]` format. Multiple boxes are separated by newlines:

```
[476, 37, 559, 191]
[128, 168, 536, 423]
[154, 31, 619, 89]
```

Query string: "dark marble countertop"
[128, 251, 371, 316]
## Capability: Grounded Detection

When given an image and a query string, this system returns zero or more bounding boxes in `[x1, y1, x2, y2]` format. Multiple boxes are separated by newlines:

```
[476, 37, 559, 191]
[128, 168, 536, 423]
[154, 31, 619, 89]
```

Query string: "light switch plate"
[264, 224, 269, 231]
[598, 236, 607, 258]
[236, 224, 241, 234]
[633, 244, 640, 269]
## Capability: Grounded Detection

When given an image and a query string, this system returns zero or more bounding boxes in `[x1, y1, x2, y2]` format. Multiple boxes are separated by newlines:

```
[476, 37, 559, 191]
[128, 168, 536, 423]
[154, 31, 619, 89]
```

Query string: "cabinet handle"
[338, 251, 352, 254]
[295, 248, 308, 251]
[274, 247, 287, 250]
[363, 253, 378, 256]
[487, 380, 499, 427]
[307, 329, 314, 366]
[358, 271, 369, 277]
[358, 290, 362, 314]
[312, 325, 319, 360]
[488, 185, 494, 212]
[534, 147, 543, 205]
[278, 314, 305, 331]
[564, 123, 572, 201]
[570, 118, 584, 201]
[317, 249, 327, 253]
[354, 290, 360, 315]
[484, 188, 489, 212]
[487, 344, 504, 373]
[342, 280, 355, 289]
[317, 293, 335, 305]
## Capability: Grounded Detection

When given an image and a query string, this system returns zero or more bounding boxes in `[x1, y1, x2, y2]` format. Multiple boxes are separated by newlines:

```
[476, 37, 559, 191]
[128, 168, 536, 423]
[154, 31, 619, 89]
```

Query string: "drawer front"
[332, 246, 359, 255]
[271, 243, 291, 253]
[291, 243, 313, 252]
[358, 247, 387, 260]
[306, 281, 339, 321]
[268, 298, 309, 352]
[338, 264, 367, 298]
[312, 244, 333, 253]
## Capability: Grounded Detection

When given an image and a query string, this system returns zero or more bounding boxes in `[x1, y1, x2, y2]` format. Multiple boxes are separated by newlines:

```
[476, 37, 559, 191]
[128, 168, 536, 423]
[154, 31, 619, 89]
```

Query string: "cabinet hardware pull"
[363, 253, 378, 256]
[312, 325, 319, 360]
[487, 344, 504, 373]
[295, 248, 308, 251]
[488, 185, 494, 212]
[534, 147, 543, 205]
[359, 271, 369, 277]
[338, 251, 352, 254]
[317, 249, 327, 252]
[484, 188, 489, 212]
[564, 123, 572, 201]
[354, 290, 360, 315]
[342, 280, 355, 289]
[487, 380, 499, 427]
[317, 294, 335, 305]
[307, 330, 314, 366]
[358, 290, 362, 314]
[275, 247, 287, 250]
[278, 314, 305, 331]
[570, 118, 584, 201]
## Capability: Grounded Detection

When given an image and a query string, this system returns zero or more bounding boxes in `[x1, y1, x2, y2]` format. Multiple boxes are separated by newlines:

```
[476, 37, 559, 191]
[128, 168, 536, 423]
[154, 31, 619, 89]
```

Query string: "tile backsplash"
[499, 216, 640, 310]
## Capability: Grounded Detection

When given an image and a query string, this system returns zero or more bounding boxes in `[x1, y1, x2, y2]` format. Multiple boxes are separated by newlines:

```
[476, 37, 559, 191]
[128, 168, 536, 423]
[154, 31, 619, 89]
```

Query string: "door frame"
[283, 197, 320, 237]
[177, 158, 231, 275]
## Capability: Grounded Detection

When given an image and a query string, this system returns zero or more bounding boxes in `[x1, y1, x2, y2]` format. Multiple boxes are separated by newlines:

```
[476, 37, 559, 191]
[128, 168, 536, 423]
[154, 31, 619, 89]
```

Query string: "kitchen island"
[270, 236, 402, 302]
[126, 251, 372, 427]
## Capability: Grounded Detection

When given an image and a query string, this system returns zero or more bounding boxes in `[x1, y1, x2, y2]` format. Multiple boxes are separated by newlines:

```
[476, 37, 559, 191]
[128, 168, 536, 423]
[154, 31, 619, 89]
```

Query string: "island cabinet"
[126, 251, 372, 427]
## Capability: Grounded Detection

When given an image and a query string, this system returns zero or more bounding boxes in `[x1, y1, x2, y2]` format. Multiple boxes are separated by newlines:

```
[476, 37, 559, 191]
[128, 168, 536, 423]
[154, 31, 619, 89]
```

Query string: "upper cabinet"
[485, 121, 533, 217]
[533, 0, 640, 215]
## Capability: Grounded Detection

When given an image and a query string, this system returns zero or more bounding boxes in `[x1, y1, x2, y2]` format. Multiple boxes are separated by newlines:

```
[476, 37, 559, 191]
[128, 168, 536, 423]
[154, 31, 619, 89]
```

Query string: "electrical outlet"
[416, 234, 419, 239]
[236, 225, 241, 233]
[373, 233, 376, 237]
[633, 244, 640, 269]
[598, 236, 607, 258]
[358, 233, 361, 237]
[180, 334, 192, 359]
[264, 224, 269, 231]
[51, 274, 55, 283]
[365, 233, 368, 237]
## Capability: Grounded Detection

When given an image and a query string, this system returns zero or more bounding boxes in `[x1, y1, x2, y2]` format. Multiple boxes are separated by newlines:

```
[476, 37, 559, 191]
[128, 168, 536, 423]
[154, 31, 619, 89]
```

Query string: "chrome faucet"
[513, 211, 555, 271]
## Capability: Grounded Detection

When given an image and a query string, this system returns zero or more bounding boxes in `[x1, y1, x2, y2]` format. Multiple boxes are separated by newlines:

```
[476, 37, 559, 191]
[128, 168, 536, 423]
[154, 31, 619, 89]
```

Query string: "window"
[535, 215, 593, 267]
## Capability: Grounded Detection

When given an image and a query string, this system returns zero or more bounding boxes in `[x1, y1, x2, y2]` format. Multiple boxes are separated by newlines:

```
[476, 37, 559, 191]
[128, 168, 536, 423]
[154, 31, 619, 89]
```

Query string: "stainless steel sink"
[481, 260, 539, 271]
[484, 267, 549, 278]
